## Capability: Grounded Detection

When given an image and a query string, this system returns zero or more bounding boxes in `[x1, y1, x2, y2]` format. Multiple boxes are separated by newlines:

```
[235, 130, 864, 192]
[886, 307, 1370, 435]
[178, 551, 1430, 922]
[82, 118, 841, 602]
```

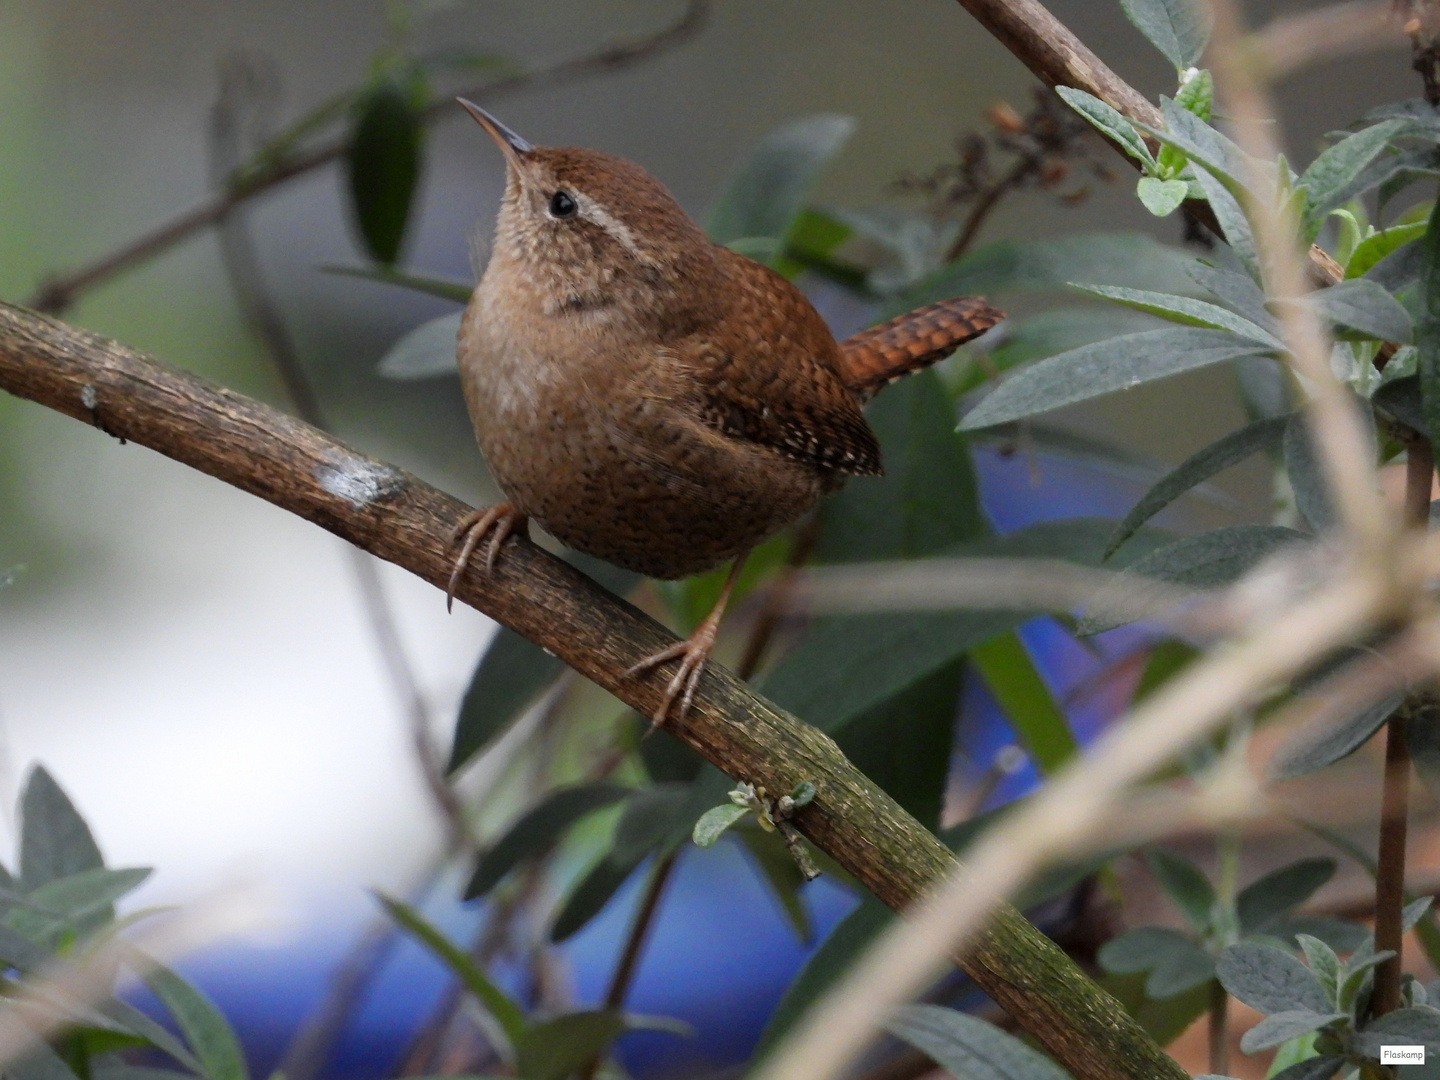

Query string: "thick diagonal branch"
[0, 301, 1183, 1080]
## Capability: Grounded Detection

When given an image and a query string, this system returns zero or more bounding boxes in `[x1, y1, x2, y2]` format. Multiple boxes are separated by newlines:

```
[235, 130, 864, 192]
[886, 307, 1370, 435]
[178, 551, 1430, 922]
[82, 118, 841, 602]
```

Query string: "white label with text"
[1381, 1046, 1426, 1065]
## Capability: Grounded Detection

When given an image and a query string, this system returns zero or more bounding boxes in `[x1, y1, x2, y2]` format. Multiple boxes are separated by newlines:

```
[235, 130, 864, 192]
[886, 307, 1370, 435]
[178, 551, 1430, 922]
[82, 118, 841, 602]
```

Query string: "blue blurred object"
[144, 441, 1185, 1080]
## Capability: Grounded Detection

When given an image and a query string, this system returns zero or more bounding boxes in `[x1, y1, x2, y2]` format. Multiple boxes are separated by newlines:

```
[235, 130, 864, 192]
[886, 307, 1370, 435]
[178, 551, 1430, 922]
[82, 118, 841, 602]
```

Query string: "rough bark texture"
[0, 301, 1186, 1080]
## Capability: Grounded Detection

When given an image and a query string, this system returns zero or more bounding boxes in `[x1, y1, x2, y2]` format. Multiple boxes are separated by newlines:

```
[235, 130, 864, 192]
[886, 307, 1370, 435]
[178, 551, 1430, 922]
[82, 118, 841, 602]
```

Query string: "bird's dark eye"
[548, 190, 578, 218]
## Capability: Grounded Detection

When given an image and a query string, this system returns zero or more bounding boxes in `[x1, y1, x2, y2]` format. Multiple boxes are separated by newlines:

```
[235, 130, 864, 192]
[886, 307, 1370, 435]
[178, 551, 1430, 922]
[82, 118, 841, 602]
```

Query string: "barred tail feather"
[839, 296, 1005, 400]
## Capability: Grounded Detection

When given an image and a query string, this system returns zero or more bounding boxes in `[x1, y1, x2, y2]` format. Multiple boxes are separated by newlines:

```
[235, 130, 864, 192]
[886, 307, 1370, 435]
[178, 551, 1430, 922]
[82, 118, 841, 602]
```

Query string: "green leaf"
[550, 854, 640, 944]
[1354, 1007, 1440, 1058]
[705, 115, 856, 248]
[1346, 222, 1429, 279]
[1082, 524, 1309, 634]
[1187, 262, 1277, 331]
[1119, 0, 1211, 70]
[514, 1011, 626, 1080]
[1237, 859, 1337, 934]
[1190, 165, 1260, 280]
[834, 658, 963, 830]
[1240, 1010, 1347, 1054]
[20, 766, 105, 891]
[1295, 934, 1341, 1003]
[1218, 941, 1332, 1015]
[377, 312, 463, 380]
[1300, 121, 1417, 238]
[464, 784, 630, 898]
[1055, 87, 1156, 169]
[692, 804, 748, 848]
[886, 1004, 1069, 1080]
[815, 369, 986, 561]
[1146, 942, 1217, 999]
[1174, 68, 1214, 121]
[449, 629, 565, 773]
[1407, 702, 1440, 807]
[1106, 415, 1289, 558]
[103, 999, 206, 1074]
[1283, 403, 1378, 533]
[1268, 1058, 1344, 1080]
[1142, 98, 1253, 198]
[1147, 848, 1216, 931]
[1270, 692, 1403, 780]
[737, 829, 812, 941]
[964, 308, 1163, 394]
[970, 632, 1076, 774]
[1098, 926, 1198, 974]
[347, 73, 425, 264]
[142, 961, 249, 1080]
[1071, 283, 1282, 347]
[1100, 971, 1212, 1048]
[1137, 177, 1190, 217]
[6, 1045, 84, 1080]
[960, 328, 1270, 431]
[11, 866, 151, 943]
[1417, 197, 1440, 454]
[376, 892, 527, 1051]
[321, 262, 473, 303]
[1299, 278, 1414, 344]
[895, 232, 1198, 309]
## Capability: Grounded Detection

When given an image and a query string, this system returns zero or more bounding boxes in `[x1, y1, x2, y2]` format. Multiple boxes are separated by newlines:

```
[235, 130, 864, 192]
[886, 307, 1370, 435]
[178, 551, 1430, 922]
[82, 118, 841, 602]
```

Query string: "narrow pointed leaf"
[1120, 0, 1212, 70]
[1271, 692, 1403, 780]
[142, 961, 249, 1080]
[1237, 859, 1336, 934]
[347, 75, 425, 264]
[515, 1012, 626, 1080]
[960, 327, 1269, 430]
[1298, 278, 1414, 344]
[1418, 197, 1440, 453]
[1141, 99, 1254, 197]
[1071, 284, 1282, 346]
[465, 784, 630, 898]
[20, 766, 105, 891]
[969, 631, 1077, 774]
[1301, 120, 1418, 235]
[1239, 1010, 1346, 1053]
[1056, 87, 1156, 169]
[1295, 934, 1342, 1005]
[1346, 222, 1429, 280]
[1190, 166, 1260, 280]
[449, 628, 565, 773]
[1283, 403, 1378, 533]
[1187, 262, 1276, 331]
[1106, 414, 1288, 557]
[1148, 848, 1216, 931]
[376, 892, 527, 1050]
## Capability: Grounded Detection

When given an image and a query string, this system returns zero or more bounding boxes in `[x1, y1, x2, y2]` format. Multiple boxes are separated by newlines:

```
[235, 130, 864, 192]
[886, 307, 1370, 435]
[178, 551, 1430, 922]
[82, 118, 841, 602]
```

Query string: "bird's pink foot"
[446, 502, 528, 611]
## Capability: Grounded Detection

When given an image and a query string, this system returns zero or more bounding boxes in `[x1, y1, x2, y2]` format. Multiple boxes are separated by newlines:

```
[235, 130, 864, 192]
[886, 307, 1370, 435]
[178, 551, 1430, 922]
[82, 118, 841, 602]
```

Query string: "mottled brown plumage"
[450, 100, 1003, 724]
[841, 296, 1005, 401]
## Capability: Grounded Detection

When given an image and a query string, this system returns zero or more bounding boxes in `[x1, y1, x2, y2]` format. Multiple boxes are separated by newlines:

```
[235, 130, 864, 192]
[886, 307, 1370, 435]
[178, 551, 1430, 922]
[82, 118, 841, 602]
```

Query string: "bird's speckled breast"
[457, 288, 833, 580]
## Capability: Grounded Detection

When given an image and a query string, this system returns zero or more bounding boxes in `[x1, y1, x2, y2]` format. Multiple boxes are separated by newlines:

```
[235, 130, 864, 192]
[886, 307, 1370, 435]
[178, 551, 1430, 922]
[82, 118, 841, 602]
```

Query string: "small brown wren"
[450, 98, 1003, 726]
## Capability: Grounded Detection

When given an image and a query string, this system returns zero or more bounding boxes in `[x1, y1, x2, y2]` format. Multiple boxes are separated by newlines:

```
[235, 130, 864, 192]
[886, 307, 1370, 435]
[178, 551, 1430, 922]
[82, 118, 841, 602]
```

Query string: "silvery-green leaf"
[1120, 0, 1212, 70]
[1237, 859, 1337, 935]
[1187, 262, 1276, 331]
[1296, 934, 1342, 1004]
[1282, 402, 1377, 533]
[1071, 284, 1281, 346]
[377, 311, 462, 380]
[960, 327, 1269, 430]
[464, 784, 630, 898]
[20, 766, 104, 891]
[1270, 692, 1404, 780]
[1056, 87, 1156, 169]
[1097, 925, 1197, 974]
[692, 804, 749, 848]
[1269, 1058, 1345, 1080]
[886, 1004, 1069, 1080]
[1080, 525, 1309, 634]
[1146, 943, 1217, 998]
[1106, 414, 1288, 559]
[1138, 177, 1189, 216]
[1298, 278, 1414, 344]
[1366, 237, 1425, 295]
[1190, 166, 1260, 281]
[1141, 98, 1254, 197]
[1417, 197, 1440, 455]
[1218, 941, 1332, 1015]
[1301, 120, 1422, 237]
[1239, 1010, 1346, 1053]
[1354, 1007, 1440, 1058]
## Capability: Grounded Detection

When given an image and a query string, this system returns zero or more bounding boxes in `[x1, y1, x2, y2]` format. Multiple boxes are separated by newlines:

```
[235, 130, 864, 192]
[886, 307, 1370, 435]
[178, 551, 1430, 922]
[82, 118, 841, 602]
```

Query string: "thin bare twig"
[24, 0, 709, 316]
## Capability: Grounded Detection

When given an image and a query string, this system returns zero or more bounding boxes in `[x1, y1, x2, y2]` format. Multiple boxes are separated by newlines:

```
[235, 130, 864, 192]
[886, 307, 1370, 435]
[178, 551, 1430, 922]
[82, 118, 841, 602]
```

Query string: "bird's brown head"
[460, 98, 718, 324]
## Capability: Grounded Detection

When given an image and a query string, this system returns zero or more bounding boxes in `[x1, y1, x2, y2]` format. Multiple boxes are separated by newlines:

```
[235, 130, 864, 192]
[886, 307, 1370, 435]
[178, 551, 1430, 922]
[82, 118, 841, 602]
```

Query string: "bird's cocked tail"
[839, 296, 1005, 401]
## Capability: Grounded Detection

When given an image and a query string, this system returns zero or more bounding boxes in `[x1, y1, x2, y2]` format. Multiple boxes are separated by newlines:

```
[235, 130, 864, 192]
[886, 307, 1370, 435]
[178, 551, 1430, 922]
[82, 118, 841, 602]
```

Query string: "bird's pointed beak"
[458, 98, 533, 170]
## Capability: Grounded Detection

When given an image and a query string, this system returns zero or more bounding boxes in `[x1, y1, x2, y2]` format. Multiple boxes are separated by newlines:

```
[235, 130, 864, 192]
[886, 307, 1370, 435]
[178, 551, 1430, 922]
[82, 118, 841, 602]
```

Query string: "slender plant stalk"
[1373, 440, 1434, 1013]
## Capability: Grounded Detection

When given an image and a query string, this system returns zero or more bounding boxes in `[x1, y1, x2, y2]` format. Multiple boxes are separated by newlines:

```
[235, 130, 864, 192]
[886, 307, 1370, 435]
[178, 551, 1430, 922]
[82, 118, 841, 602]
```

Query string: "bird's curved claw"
[446, 502, 527, 611]
[624, 622, 720, 733]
